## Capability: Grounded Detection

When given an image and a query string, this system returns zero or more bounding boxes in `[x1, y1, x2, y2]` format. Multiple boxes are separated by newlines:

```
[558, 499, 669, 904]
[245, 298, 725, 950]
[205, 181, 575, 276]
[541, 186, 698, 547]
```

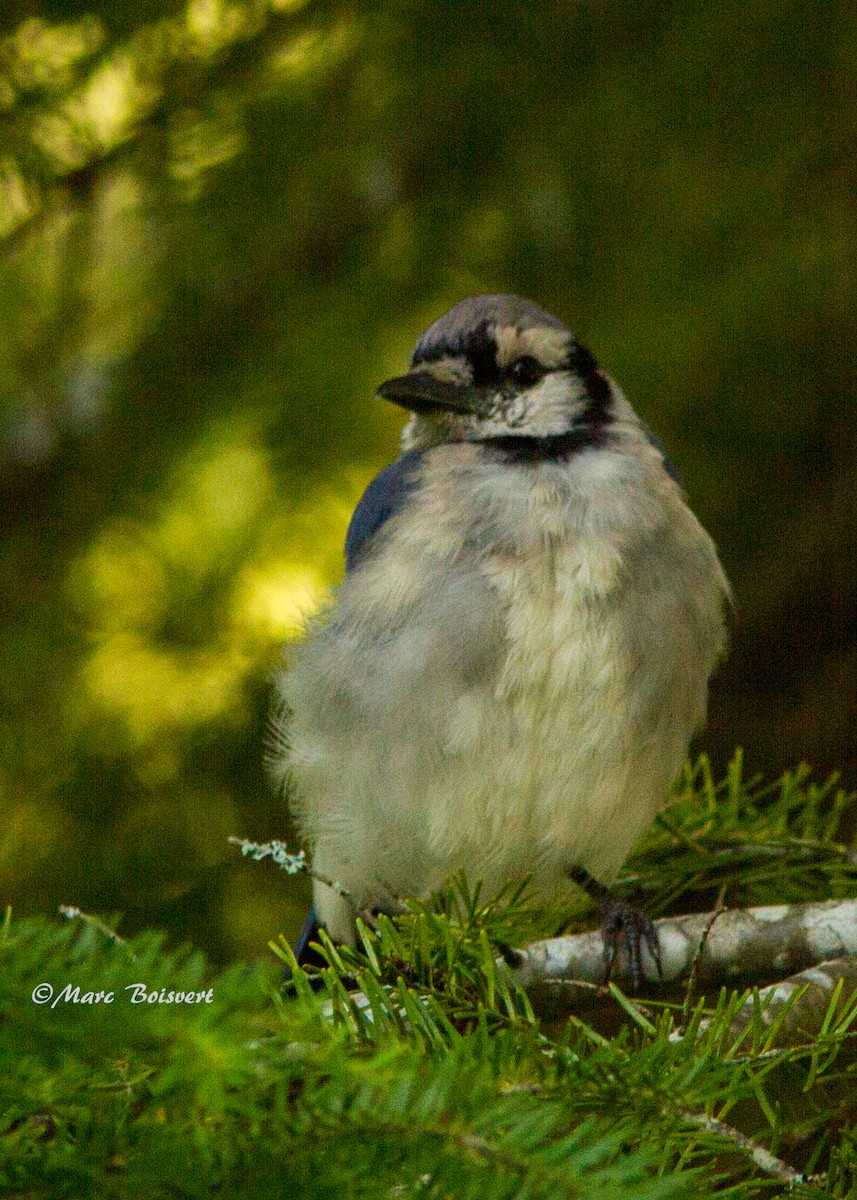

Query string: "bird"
[269, 294, 730, 984]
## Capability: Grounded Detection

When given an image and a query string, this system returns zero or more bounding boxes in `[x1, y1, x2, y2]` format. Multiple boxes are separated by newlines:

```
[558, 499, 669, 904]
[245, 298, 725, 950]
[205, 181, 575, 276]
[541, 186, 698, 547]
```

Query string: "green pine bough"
[2, 753, 857, 1197]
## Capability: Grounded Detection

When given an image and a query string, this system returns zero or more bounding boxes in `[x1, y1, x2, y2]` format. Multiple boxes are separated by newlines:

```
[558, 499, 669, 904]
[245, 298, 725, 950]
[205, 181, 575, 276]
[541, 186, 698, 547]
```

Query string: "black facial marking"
[465, 321, 501, 388]
[415, 324, 551, 393]
[569, 341, 598, 377]
[583, 369, 611, 424]
[412, 318, 503, 388]
[565, 340, 611, 427]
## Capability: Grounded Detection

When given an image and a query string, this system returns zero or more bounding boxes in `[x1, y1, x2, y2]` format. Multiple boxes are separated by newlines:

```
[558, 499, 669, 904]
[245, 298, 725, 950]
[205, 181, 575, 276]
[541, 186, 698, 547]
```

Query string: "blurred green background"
[1, 0, 854, 964]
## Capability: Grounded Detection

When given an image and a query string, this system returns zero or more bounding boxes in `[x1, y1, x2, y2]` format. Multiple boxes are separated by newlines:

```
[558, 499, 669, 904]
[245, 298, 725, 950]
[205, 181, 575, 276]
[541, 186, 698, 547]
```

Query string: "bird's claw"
[597, 894, 663, 993]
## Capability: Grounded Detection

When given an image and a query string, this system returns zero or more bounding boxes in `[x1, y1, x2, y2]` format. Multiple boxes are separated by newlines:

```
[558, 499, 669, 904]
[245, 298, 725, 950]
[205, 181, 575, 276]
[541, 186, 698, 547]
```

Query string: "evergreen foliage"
[629, 754, 857, 915]
[2, 758, 857, 1196]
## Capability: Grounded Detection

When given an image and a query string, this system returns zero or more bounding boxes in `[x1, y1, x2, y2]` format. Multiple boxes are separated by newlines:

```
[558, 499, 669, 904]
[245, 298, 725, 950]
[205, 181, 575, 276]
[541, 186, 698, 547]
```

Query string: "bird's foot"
[596, 893, 662, 992]
[566, 866, 662, 992]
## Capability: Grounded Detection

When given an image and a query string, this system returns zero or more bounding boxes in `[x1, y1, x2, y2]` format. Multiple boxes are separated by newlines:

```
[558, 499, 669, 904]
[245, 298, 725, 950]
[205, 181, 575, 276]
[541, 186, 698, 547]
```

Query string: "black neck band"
[481, 423, 608, 464]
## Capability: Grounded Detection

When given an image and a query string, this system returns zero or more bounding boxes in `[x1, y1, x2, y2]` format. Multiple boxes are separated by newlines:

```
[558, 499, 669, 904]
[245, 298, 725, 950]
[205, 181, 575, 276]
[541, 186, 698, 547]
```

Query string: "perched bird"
[270, 294, 729, 981]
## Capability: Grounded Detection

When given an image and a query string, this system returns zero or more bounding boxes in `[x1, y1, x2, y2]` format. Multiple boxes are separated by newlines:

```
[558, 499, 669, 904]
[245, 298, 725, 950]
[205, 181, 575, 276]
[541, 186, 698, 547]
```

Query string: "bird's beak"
[376, 371, 476, 416]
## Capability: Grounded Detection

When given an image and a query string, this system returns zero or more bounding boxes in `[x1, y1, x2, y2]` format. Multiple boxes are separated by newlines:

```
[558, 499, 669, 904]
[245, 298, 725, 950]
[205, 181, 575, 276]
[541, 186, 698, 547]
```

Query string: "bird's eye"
[508, 356, 543, 387]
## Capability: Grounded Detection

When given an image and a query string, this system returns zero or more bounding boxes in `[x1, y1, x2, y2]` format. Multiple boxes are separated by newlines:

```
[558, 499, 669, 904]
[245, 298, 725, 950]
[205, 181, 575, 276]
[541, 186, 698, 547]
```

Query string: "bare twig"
[681, 889, 728, 1019]
[677, 1108, 805, 1184]
[228, 837, 353, 900]
[59, 905, 137, 960]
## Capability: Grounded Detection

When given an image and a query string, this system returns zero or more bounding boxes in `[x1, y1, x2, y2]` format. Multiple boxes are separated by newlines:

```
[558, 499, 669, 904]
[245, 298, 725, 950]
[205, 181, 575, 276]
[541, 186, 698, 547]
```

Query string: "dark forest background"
[1, 0, 854, 964]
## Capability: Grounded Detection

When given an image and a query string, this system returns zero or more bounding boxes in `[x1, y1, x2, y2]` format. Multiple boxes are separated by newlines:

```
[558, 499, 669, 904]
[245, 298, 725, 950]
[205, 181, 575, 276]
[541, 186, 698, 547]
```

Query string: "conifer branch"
[723, 953, 857, 1044]
[676, 1108, 805, 1184]
[512, 898, 857, 992]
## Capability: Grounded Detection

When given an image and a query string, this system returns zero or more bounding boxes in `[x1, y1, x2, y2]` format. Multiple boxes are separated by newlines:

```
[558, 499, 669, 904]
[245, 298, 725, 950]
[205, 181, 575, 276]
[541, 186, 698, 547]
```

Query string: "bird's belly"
[411, 550, 692, 895]
[288, 535, 707, 910]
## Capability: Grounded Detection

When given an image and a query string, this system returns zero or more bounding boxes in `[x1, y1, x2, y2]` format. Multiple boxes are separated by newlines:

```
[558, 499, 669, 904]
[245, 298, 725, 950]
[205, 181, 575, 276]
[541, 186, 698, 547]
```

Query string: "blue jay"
[270, 295, 729, 980]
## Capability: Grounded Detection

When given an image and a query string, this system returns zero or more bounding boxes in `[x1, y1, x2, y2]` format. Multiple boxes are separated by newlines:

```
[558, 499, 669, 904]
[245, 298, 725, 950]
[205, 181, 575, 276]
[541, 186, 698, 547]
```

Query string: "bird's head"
[377, 295, 613, 451]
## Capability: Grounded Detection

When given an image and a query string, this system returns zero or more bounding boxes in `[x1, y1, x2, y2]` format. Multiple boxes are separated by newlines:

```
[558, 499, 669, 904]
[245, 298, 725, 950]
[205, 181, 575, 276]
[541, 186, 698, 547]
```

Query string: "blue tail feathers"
[295, 906, 321, 963]
[282, 906, 323, 985]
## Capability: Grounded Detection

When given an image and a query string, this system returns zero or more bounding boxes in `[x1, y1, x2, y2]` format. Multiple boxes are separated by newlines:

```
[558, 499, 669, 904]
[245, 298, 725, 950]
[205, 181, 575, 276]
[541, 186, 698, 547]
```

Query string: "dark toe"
[597, 894, 662, 992]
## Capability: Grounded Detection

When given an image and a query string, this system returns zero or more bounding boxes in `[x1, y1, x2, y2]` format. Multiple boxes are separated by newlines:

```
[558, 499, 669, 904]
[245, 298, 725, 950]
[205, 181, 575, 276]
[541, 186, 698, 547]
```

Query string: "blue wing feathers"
[344, 449, 425, 571]
[641, 423, 683, 487]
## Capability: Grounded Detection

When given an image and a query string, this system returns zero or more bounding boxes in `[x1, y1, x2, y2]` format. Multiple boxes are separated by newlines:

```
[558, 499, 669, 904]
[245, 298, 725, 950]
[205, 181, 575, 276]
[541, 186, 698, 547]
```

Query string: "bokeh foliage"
[2, 822, 857, 1198]
[1, 0, 855, 962]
